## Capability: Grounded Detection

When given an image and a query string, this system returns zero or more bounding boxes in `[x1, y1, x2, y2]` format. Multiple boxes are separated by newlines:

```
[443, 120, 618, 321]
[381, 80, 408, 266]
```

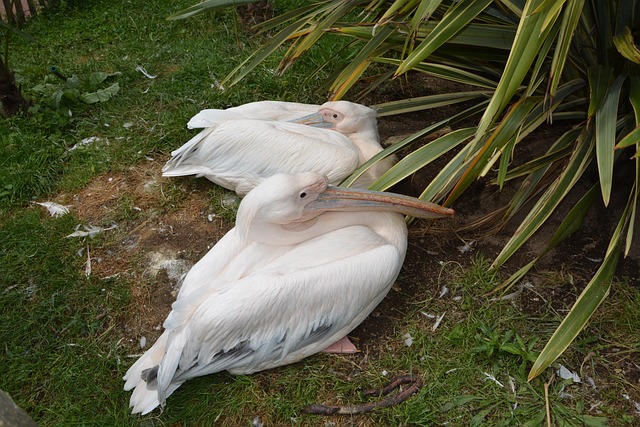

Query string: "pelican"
[123, 172, 454, 414]
[161, 101, 393, 195]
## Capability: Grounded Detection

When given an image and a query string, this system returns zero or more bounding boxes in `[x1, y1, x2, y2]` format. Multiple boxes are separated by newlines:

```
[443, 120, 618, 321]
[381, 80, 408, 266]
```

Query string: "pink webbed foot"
[322, 336, 359, 354]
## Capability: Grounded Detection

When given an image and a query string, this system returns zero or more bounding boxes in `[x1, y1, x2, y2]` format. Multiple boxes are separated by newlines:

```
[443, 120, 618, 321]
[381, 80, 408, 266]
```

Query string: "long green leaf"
[475, 0, 557, 138]
[595, 74, 627, 206]
[372, 91, 488, 115]
[491, 127, 595, 269]
[419, 143, 477, 202]
[494, 184, 599, 294]
[410, 0, 444, 29]
[500, 128, 580, 221]
[623, 75, 640, 255]
[376, 57, 498, 89]
[587, 66, 612, 118]
[167, 0, 256, 20]
[616, 126, 640, 149]
[280, 1, 360, 71]
[528, 191, 633, 380]
[328, 26, 395, 99]
[221, 19, 309, 87]
[371, 128, 475, 190]
[549, 0, 585, 97]
[342, 101, 488, 188]
[333, 22, 516, 50]
[395, 0, 493, 75]
[446, 97, 539, 205]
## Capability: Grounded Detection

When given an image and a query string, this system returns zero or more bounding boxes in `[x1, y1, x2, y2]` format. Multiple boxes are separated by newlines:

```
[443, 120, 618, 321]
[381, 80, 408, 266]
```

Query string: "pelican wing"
[127, 225, 403, 413]
[162, 120, 360, 194]
[188, 101, 322, 129]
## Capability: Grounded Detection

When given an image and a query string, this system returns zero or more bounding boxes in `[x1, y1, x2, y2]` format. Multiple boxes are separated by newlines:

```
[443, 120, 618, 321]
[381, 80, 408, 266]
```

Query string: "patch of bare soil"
[56, 161, 233, 348]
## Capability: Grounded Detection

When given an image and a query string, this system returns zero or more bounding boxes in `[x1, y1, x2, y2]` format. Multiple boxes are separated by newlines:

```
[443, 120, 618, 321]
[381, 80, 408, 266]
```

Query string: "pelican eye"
[332, 114, 338, 119]
[299, 192, 307, 198]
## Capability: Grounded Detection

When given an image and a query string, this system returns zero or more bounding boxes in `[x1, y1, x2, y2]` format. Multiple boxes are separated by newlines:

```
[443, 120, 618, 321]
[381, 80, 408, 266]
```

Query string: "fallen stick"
[303, 374, 423, 415]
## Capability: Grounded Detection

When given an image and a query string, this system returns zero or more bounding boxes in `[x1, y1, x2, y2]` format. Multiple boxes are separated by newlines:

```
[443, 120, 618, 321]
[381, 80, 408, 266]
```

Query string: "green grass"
[1, 1, 639, 426]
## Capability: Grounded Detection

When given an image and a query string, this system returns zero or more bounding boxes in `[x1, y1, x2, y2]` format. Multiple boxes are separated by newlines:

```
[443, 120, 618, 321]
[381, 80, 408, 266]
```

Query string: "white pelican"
[123, 172, 453, 415]
[161, 101, 393, 195]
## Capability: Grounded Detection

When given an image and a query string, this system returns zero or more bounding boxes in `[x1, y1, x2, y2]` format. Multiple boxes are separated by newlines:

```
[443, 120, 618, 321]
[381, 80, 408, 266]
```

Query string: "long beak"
[287, 112, 334, 129]
[304, 186, 454, 219]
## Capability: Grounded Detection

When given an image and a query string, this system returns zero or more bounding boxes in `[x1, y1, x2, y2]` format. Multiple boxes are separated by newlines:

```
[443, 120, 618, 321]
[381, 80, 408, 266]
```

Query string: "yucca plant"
[169, 0, 640, 380]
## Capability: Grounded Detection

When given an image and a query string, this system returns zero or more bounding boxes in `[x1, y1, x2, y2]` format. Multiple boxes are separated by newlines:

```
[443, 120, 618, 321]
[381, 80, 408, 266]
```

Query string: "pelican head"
[237, 172, 453, 244]
[289, 101, 378, 135]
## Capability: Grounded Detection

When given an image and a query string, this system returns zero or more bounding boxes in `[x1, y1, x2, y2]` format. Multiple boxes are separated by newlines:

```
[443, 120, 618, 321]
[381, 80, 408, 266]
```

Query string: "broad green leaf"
[528, 191, 633, 380]
[395, 0, 493, 75]
[79, 83, 120, 104]
[595, 74, 627, 206]
[613, 27, 640, 64]
[88, 72, 114, 85]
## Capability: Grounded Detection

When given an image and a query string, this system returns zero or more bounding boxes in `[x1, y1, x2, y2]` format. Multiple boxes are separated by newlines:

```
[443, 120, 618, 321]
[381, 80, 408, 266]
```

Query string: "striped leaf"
[595, 74, 627, 206]
[394, 0, 493, 76]
[371, 128, 475, 190]
[491, 127, 595, 269]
